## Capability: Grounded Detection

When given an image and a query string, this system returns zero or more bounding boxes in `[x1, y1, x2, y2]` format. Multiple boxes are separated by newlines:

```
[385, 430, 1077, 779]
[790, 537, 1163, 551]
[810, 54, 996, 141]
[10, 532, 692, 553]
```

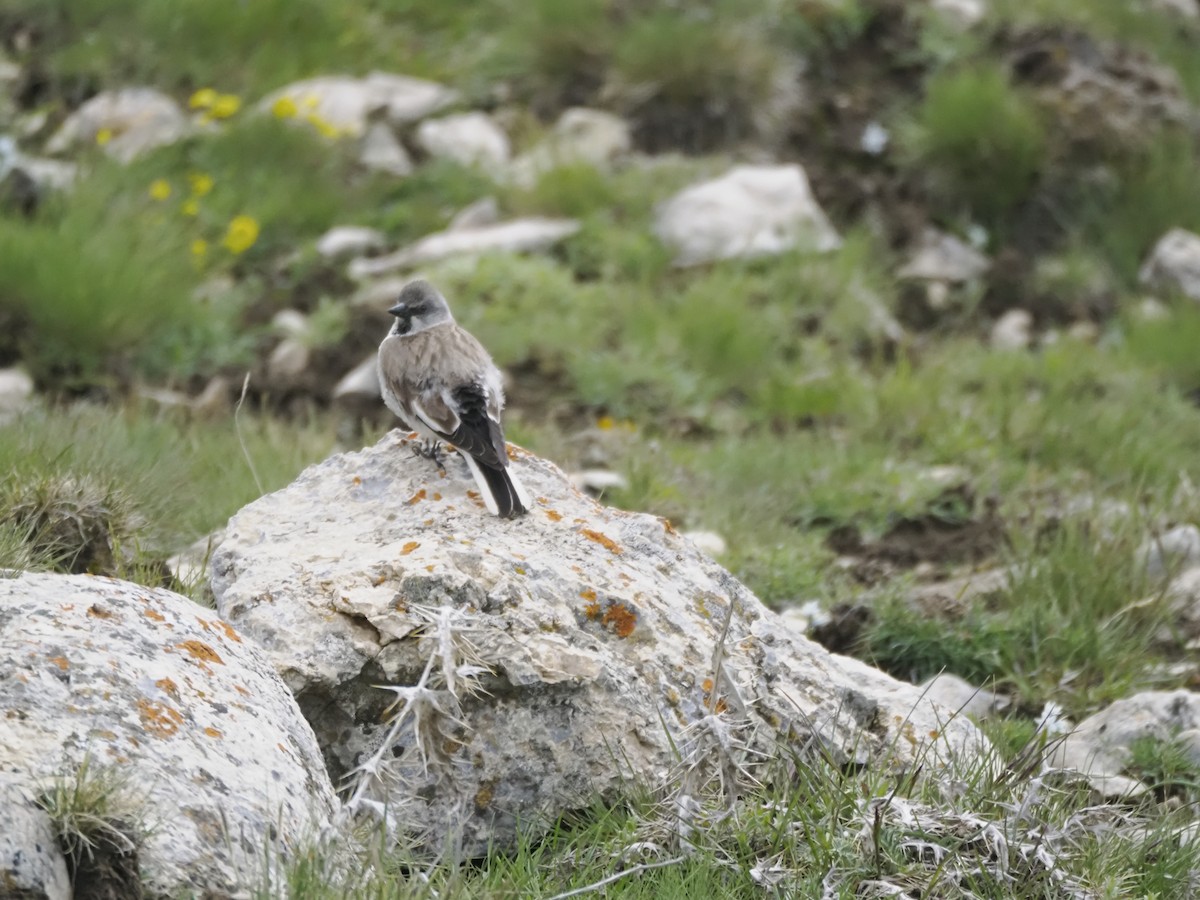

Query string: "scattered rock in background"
[267, 338, 310, 388]
[332, 355, 382, 410]
[919, 672, 1008, 719]
[1049, 690, 1200, 798]
[0, 366, 34, 424]
[1166, 566, 1200, 642]
[928, 0, 987, 29]
[0, 780, 70, 900]
[210, 433, 989, 857]
[906, 566, 1012, 618]
[990, 308, 1033, 350]
[0, 573, 339, 896]
[448, 196, 501, 231]
[1145, 0, 1199, 18]
[570, 468, 629, 496]
[1138, 524, 1200, 580]
[358, 121, 414, 176]
[1139, 228, 1200, 301]
[898, 228, 990, 284]
[681, 530, 727, 557]
[165, 528, 226, 589]
[260, 73, 457, 137]
[507, 107, 632, 187]
[416, 111, 510, 172]
[47, 87, 190, 162]
[317, 225, 388, 260]
[654, 164, 842, 267]
[348, 217, 581, 278]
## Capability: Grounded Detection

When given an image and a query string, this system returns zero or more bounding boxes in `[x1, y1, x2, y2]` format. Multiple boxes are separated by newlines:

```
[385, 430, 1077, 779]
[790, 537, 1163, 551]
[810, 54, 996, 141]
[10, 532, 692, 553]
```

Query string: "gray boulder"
[211, 432, 989, 857]
[1140, 228, 1200, 301]
[0, 572, 338, 896]
[654, 164, 842, 267]
[47, 88, 190, 163]
[416, 112, 510, 171]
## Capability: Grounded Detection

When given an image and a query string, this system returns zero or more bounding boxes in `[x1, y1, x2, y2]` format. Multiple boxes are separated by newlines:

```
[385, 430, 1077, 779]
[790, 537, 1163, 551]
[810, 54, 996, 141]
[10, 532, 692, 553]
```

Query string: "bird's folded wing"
[411, 383, 507, 468]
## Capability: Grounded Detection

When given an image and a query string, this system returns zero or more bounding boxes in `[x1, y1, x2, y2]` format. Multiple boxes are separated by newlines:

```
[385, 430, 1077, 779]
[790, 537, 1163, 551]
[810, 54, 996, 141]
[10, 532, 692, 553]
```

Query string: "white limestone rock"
[47, 88, 190, 163]
[260, 73, 458, 138]
[508, 107, 632, 187]
[990, 309, 1033, 350]
[654, 164, 842, 267]
[0, 366, 34, 424]
[317, 225, 387, 260]
[0, 778, 70, 900]
[898, 228, 990, 283]
[359, 121, 414, 176]
[1139, 524, 1200, 580]
[333, 355, 382, 403]
[1048, 690, 1200, 798]
[210, 432, 990, 857]
[919, 672, 1006, 720]
[1139, 228, 1200, 301]
[416, 112, 510, 171]
[0, 572, 338, 896]
[348, 218, 580, 279]
[928, 0, 987, 29]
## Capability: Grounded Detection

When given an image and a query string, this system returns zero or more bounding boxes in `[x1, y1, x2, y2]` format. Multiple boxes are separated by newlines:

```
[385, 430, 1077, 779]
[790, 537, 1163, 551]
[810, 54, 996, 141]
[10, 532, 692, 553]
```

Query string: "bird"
[376, 279, 531, 518]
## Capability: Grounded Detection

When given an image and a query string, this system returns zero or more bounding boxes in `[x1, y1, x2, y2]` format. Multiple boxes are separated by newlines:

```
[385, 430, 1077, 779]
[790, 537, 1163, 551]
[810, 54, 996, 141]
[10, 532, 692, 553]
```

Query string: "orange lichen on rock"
[48, 655, 69, 670]
[156, 677, 181, 701]
[87, 604, 114, 619]
[218, 621, 242, 643]
[203, 727, 223, 739]
[143, 608, 166, 623]
[177, 640, 224, 665]
[432, 492, 442, 501]
[137, 697, 184, 738]
[474, 783, 495, 810]
[545, 509, 563, 522]
[602, 602, 637, 637]
[406, 488, 427, 505]
[581, 529, 622, 554]
[400, 541, 420, 556]
[661, 518, 678, 535]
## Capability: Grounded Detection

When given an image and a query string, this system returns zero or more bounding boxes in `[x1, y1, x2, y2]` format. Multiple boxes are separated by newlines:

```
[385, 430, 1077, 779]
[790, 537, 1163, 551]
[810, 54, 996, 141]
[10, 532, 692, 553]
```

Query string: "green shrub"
[904, 65, 1046, 228]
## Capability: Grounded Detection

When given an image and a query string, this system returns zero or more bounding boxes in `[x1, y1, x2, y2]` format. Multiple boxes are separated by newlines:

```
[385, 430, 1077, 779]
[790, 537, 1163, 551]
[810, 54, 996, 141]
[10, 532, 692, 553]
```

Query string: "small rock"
[654, 164, 841, 267]
[333, 355, 381, 403]
[351, 276, 410, 309]
[47, 87, 190, 163]
[859, 121, 889, 155]
[448, 196, 501, 231]
[570, 469, 629, 496]
[898, 228, 990, 283]
[416, 112, 510, 171]
[0, 366, 34, 423]
[507, 107, 632, 187]
[348, 217, 581, 279]
[928, 0, 987, 29]
[260, 73, 458, 138]
[1066, 320, 1100, 343]
[1048, 690, 1200, 798]
[778, 600, 832, 633]
[1146, 0, 1199, 17]
[267, 337, 310, 385]
[919, 672, 1006, 720]
[1139, 229, 1200, 301]
[359, 121, 414, 176]
[191, 376, 231, 419]
[1135, 297, 1171, 321]
[271, 309, 310, 339]
[0, 781, 70, 900]
[317, 225, 387, 260]
[1140, 525, 1200, 580]
[682, 530, 727, 557]
[990, 309, 1033, 350]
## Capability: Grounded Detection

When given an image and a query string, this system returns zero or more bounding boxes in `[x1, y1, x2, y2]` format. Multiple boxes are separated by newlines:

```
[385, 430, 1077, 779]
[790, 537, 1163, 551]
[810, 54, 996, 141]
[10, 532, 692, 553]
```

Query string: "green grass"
[903, 64, 1047, 231]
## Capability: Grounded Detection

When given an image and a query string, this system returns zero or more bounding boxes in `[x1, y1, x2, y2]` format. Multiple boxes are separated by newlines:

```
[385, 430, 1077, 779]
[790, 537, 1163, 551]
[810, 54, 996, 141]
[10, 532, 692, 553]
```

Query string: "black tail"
[477, 462, 528, 518]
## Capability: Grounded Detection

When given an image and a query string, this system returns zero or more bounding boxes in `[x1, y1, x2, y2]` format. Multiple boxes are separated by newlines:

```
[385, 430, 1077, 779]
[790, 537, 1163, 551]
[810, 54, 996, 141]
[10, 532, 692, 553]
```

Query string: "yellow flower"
[148, 179, 172, 201]
[210, 94, 241, 119]
[191, 238, 208, 257]
[222, 215, 260, 254]
[189, 87, 218, 110]
[95, 128, 113, 146]
[597, 416, 615, 431]
[305, 112, 341, 140]
[271, 96, 298, 119]
[181, 198, 200, 217]
[187, 172, 214, 197]
[301, 94, 319, 110]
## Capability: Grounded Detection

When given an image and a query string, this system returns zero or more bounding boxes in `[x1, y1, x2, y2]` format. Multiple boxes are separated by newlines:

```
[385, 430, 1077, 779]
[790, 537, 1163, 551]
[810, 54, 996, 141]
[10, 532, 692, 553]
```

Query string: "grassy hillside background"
[3, 0, 1200, 895]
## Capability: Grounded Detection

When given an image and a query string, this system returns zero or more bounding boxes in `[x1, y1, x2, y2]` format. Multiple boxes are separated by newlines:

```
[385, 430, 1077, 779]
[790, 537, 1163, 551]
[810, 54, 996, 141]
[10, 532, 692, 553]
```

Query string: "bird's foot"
[411, 438, 446, 468]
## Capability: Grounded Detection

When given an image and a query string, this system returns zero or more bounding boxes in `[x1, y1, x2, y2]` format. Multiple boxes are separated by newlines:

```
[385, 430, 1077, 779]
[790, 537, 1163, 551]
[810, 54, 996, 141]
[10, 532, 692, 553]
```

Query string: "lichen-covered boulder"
[0, 572, 338, 896]
[211, 432, 989, 857]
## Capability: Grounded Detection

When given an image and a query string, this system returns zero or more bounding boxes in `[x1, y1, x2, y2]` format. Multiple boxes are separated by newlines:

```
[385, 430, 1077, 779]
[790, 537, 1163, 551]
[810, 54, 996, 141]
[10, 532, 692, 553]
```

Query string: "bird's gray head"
[387, 280, 454, 336]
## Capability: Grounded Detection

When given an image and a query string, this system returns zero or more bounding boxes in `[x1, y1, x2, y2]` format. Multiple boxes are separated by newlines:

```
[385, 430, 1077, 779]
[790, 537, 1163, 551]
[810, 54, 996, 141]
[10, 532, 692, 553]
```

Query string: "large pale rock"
[0, 779, 70, 900]
[0, 366, 34, 424]
[0, 573, 338, 896]
[47, 88, 190, 163]
[1139, 228, 1200, 301]
[653, 164, 842, 267]
[317, 225, 387, 260]
[260, 73, 457, 138]
[1049, 690, 1200, 797]
[332, 355, 381, 403]
[359, 121, 414, 176]
[211, 432, 989, 856]
[348, 218, 580, 279]
[415, 112, 510, 171]
[508, 107, 632, 187]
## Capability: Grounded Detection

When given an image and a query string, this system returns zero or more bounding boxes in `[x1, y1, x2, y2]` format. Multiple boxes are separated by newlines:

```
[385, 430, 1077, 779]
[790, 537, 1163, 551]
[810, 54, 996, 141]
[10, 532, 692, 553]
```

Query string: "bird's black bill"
[387, 302, 407, 317]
